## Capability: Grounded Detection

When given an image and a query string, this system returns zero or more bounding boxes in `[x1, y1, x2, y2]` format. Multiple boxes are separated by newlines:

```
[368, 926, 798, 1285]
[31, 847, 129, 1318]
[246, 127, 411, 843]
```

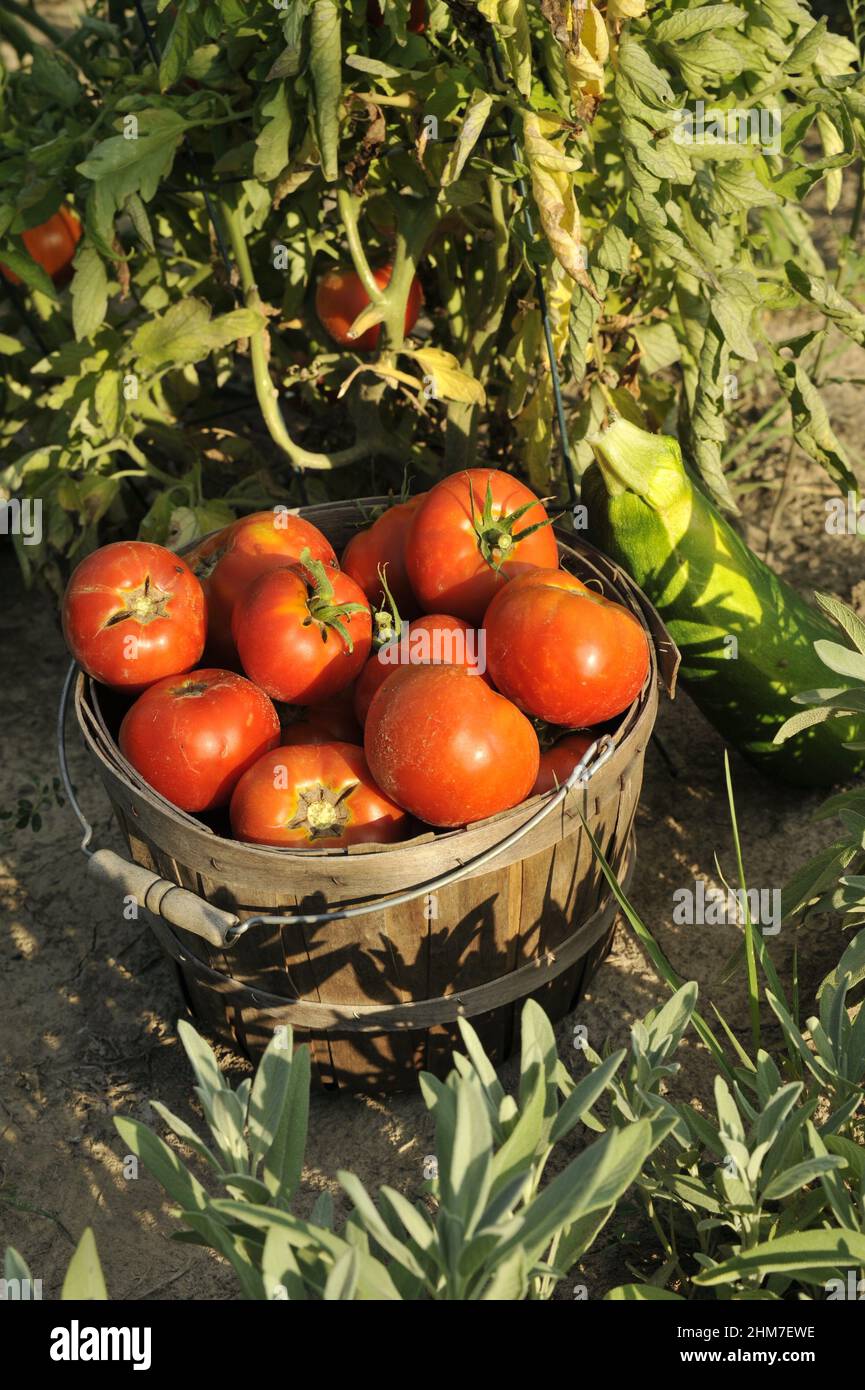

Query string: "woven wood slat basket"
[72, 500, 677, 1092]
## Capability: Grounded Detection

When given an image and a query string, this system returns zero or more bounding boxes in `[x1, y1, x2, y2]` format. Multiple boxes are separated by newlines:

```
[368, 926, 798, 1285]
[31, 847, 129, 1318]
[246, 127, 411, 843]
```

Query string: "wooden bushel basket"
[64, 500, 678, 1093]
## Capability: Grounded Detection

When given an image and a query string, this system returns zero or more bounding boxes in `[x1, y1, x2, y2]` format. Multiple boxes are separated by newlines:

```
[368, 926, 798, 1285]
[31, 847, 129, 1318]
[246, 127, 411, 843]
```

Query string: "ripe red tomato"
[187, 510, 337, 664]
[315, 264, 423, 351]
[532, 733, 593, 795]
[353, 612, 483, 725]
[230, 741, 409, 848]
[119, 669, 280, 812]
[484, 568, 650, 726]
[0, 207, 82, 287]
[62, 541, 206, 690]
[364, 665, 539, 827]
[405, 469, 559, 623]
[341, 495, 425, 619]
[233, 558, 372, 703]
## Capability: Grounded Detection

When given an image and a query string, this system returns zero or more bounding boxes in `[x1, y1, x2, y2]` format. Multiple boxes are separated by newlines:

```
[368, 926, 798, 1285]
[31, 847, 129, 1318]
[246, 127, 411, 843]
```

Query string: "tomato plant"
[315, 265, 423, 352]
[229, 740, 408, 847]
[118, 668, 280, 812]
[406, 470, 558, 623]
[341, 495, 424, 618]
[187, 509, 337, 664]
[483, 568, 650, 727]
[233, 553, 372, 703]
[364, 664, 539, 826]
[0, 3, 862, 596]
[62, 540, 205, 689]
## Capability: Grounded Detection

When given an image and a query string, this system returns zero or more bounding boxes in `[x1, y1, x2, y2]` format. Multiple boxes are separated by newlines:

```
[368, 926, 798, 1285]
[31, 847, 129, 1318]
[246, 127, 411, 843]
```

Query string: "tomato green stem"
[298, 548, 368, 653]
[220, 199, 396, 471]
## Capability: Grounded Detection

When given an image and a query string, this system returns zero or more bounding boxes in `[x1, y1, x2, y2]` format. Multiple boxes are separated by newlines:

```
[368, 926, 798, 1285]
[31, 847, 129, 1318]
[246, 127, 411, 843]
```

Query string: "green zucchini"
[582, 418, 865, 787]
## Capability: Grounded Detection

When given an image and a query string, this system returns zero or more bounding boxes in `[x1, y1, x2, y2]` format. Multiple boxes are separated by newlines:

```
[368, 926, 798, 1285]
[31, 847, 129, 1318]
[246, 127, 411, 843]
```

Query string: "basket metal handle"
[59, 660, 616, 948]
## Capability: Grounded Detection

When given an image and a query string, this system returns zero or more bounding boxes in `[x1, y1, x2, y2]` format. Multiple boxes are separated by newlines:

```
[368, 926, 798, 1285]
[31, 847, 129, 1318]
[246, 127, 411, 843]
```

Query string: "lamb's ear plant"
[3, 1229, 107, 1300]
[112, 1006, 668, 1300]
[774, 593, 865, 759]
[775, 591, 865, 957]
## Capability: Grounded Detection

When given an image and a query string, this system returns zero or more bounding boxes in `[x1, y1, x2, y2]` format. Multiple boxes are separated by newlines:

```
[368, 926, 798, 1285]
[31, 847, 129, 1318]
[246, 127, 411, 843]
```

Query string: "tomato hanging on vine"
[0, 207, 82, 288]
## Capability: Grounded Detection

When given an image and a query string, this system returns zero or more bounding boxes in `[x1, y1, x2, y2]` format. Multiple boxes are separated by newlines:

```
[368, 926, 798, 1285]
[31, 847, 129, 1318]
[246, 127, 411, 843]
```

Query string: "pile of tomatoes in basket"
[61, 469, 650, 848]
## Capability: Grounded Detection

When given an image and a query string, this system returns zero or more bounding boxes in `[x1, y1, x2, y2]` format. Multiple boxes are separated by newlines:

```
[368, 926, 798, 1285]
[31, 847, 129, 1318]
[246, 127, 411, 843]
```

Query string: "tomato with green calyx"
[233, 551, 372, 703]
[353, 612, 483, 725]
[1, 207, 82, 287]
[364, 664, 539, 827]
[405, 469, 558, 624]
[341, 495, 424, 619]
[230, 741, 408, 848]
[483, 568, 650, 727]
[62, 540, 205, 690]
[315, 264, 423, 352]
[119, 668, 280, 812]
[187, 509, 337, 664]
[532, 733, 593, 795]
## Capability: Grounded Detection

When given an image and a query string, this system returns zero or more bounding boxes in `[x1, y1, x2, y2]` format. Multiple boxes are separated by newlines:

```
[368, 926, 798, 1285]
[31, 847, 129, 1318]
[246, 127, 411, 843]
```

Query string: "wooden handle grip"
[87, 848, 240, 949]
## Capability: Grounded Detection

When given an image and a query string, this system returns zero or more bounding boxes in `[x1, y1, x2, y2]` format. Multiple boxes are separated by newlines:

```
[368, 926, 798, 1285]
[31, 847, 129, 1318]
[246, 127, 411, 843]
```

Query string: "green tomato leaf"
[255, 81, 293, 183]
[160, 0, 197, 91]
[131, 298, 263, 370]
[71, 245, 108, 343]
[310, 0, 341, 183]
[771, 344, 858, 494]
[0, 245, 58, 299]
[653, 5, 748, 44]
[77, 110, 189, 209]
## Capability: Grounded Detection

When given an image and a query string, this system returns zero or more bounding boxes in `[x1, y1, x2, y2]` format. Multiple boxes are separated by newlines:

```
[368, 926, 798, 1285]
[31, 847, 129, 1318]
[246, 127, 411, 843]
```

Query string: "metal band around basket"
[147, 841, 634, 1033]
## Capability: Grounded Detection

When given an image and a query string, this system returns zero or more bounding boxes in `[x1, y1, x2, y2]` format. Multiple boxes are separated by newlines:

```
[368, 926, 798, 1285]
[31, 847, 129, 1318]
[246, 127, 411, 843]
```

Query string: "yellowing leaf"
[543, 0, 610, 100]
[547, 260, 576, 361]
[816, 111, 843, 212]
[337, 362, 422, 399]
[478, 0, 533, 97]
[607, 0, 646, 19]
[566, 4, 610, 95]
[409, 348, 486, 404]
[522, 113, 593, 292]
[516, 382, 554, 492]
[505, 306, 543, 417]
[441, 90, 494, 187]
